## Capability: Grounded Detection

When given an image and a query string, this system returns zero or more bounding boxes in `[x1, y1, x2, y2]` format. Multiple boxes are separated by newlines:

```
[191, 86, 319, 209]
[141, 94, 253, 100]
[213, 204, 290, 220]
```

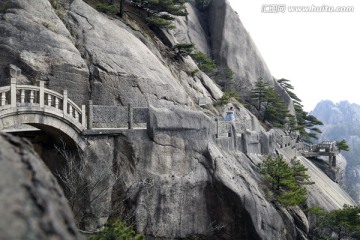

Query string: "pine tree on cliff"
[133, 0, 188, 28]
[250, 78, 289, 127]
[277, 78, 323, 143]
[259, 155, 313, 206]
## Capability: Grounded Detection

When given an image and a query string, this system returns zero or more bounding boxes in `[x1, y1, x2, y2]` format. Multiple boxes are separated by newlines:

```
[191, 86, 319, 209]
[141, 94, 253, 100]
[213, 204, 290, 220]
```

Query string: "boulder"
[0, 133, 82, 240]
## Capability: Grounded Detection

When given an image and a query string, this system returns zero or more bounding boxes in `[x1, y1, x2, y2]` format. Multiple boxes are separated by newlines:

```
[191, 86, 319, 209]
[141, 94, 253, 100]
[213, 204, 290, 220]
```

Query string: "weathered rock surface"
[170, 0, 295, 112]
[0, 133, 81, 240]
[0, 0, 89, 104]
[0, 0, 356, 239]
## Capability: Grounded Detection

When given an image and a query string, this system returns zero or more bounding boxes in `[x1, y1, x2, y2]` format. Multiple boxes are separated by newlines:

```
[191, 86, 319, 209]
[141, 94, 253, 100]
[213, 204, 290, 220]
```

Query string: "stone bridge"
[0, 80, 149, 150]
[0, 79, 88, 149]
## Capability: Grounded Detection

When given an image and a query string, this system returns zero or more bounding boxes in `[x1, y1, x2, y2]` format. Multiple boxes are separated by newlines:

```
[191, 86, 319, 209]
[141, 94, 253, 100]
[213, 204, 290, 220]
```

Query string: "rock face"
[0, 133, 81, 240]
[0, 0, 356, 239]
[311, 100, 360, 203]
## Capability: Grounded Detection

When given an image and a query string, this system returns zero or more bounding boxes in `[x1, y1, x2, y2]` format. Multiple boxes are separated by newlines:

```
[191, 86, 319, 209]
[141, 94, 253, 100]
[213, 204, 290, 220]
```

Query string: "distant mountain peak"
[311, 100, 360, 125]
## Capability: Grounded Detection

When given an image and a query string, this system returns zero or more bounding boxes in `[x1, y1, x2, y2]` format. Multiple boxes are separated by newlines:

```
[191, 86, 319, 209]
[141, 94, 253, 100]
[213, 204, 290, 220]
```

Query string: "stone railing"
[0, 80, 86, 127]
[87, 102, 149, 129]
[215, 120, 236, 138]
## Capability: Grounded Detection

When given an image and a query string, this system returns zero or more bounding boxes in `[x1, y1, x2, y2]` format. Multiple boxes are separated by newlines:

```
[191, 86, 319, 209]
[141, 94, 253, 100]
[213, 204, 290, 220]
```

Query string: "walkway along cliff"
[0, 0, 356, 239]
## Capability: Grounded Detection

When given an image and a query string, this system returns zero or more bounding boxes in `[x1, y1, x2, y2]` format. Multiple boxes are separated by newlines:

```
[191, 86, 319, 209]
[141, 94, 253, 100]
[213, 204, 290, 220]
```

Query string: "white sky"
[228, 0, 360, 112]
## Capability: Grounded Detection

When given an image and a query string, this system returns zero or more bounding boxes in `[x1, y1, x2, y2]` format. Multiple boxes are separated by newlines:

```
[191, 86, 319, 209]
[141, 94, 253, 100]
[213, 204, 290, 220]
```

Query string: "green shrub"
[224, 67, 234, 80]
[90, 220, 144, 240]
[95, 2, 117, 14]
[187, 68, 199, 76]
[190, 51, 217, 73]
[173, 43, 194, 58]
[310, 205, 360, 239]
[217, 91, 240, 105]
[146, 16, 175, 29]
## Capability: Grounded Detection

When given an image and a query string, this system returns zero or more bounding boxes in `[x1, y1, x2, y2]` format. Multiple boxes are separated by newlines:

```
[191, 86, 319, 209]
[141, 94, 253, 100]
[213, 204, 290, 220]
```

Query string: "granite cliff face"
[0, 133, 81, 240]
[0, 0, 355, 239]
[311, 100, 360, 203]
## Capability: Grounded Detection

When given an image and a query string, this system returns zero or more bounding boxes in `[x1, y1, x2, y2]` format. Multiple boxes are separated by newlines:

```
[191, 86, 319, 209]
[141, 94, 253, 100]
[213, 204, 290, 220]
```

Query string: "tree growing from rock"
[250, 78, 289, 128]
[277, 78, 323, 143]
[310, 205, 360, 239]
[190, 51, 217, 73]
[133, 0, 188, 28]
[173, 43, 194, 59]
[259, 155, 313, 206]
[336, 139, 350, 152]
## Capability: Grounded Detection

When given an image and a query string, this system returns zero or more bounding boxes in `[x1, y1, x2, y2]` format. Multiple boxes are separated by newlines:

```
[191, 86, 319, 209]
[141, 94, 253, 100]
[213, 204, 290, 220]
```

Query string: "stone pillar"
[128, 103, 133, 129]
[9, 65, 21, 108]
[10, 78, 16, 108]
[39, 81, 44, 108]
[87, 100, 93, 130]
[82, 105, 86, 128]
[332, 156, 337, 167]
[63, 90, 68, 116]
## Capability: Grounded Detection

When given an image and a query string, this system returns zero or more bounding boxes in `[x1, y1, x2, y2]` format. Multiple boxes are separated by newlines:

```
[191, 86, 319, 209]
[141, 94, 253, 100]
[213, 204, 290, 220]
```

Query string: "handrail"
[0, 81, 86, 128]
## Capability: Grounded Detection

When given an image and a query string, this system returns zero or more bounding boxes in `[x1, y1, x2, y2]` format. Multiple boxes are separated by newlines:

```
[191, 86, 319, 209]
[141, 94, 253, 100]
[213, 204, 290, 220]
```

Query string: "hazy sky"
[228, 0, 360, 111]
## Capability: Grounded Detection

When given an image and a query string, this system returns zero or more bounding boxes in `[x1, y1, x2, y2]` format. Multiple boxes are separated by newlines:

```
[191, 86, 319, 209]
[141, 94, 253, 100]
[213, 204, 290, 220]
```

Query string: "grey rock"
[0, 133, 82, 240]
[170, 1, 211, 55]
[0, 0, 89, 104]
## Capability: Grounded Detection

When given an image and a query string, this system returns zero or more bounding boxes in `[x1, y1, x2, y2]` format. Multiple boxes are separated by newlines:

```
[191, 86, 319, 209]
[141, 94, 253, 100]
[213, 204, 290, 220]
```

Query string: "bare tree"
[55, 140, 120, 231]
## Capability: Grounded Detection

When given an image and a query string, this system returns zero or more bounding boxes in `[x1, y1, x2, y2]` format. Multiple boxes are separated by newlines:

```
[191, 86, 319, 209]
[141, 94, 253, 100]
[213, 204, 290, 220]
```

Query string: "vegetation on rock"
[259, 155, 314, 206]
[250, 78, 289, 128]
[173, 43, 194, 58]
[277, 78, 323, 143]
[190, 51, 217, 73]
[90, 220, 144, 240]
[217, 91, 240, 105]
[133, 0, 188, 28]
[309, 204, 360, 239]
[336, 139, 350, 152]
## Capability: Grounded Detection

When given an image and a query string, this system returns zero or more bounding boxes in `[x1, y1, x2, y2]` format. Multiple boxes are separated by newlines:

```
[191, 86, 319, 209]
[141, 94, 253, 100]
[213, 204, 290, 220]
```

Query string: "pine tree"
[134, 0, 188, 28]
[173, 43, 194, 59]
[190, 51, 217, 73]
[277, 78, 323, 143]
[264, 88, 289, 127]
[313, 205, 360, 239]
[250, 78, 289, 127]
[251, 78, 271, 111]
[259, 156, 313, 206]
[336, 139, 350, 152]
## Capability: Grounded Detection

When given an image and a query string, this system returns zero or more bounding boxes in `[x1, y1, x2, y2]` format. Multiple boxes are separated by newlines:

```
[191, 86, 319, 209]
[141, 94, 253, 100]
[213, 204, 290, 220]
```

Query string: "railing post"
[39, 81, 44, 108]
[128, 102, 133, 129]
[1, 92, 6, 106]
[63, 90, 68, 116]
[87, 100, 93, 130]
[20, 90, 25, 103]
[10, 78, 16, 108]
[82, 105, 86, 128]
